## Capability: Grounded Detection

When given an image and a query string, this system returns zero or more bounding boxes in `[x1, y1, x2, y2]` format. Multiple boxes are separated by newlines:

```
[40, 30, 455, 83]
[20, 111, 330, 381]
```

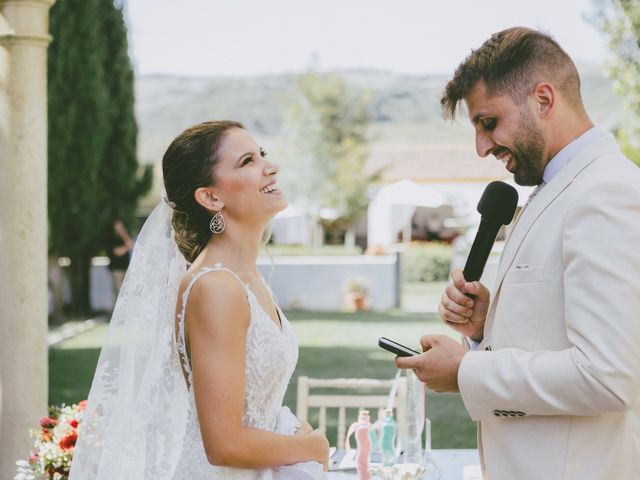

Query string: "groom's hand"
[395, 335, 465, 393]
[439, 269, 490, 341]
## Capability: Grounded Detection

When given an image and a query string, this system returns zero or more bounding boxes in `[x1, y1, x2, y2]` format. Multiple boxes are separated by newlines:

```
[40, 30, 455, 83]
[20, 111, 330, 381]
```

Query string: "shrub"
[402, 242, 452, 283]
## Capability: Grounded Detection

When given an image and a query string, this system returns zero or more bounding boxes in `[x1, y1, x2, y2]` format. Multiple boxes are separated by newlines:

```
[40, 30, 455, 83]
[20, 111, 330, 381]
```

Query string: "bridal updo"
[162, 120, 244, 263]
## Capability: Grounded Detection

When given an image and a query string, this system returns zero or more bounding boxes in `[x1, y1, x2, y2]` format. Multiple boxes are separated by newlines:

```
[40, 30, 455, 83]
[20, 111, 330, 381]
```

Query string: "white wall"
[86, 254, 400, 312]
[257, 255, 400, 311]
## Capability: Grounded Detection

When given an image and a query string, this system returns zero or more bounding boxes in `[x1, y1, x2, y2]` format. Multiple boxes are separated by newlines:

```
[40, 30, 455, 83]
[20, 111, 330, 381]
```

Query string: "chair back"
[296, 376, 408, 450]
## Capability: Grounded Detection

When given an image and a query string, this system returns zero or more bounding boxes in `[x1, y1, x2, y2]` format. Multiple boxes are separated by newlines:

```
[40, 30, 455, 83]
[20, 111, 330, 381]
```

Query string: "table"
[327, 449, 481, 480]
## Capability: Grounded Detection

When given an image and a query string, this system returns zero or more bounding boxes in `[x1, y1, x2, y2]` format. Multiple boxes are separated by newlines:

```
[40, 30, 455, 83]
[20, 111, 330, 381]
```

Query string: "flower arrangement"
[15, 400, 86, 480]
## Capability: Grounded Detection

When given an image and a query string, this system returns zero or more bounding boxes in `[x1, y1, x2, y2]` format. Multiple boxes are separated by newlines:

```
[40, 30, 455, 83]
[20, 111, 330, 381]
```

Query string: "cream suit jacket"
[458, 133, 640, 480]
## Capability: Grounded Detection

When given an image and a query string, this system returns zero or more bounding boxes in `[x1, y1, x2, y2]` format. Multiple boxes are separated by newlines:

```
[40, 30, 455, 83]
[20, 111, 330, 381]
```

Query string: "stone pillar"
[0, 0, 55, 474]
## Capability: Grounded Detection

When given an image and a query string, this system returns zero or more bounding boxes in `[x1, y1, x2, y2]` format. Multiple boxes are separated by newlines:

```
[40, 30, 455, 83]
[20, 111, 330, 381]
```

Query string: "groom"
[396, 27, 640, 479]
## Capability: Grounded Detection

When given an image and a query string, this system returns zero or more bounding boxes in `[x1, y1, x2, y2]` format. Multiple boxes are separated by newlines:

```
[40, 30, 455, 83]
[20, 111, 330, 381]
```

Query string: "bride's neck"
[199, 222, 264, 275]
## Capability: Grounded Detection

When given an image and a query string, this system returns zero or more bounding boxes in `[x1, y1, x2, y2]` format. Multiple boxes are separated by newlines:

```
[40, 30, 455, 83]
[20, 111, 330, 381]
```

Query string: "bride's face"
[211, 128, 288, 223]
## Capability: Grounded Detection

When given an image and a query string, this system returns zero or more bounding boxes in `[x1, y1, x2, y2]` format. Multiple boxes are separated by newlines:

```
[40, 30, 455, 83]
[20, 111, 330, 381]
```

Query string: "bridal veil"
[69, 201, 188, 479]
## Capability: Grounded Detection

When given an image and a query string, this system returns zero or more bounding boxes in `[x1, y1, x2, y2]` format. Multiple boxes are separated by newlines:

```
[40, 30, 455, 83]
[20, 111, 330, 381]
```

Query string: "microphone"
[463, 181, 519, 282]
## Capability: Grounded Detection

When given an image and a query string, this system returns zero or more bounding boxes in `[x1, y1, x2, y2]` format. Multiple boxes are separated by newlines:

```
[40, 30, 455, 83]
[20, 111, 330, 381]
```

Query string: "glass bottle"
[369, 408, 383, 462]
[354, 409, 372, 480]
[404, 370, 424, 465]
[380, 408, 397, 467]
[421, 418, 442, 480]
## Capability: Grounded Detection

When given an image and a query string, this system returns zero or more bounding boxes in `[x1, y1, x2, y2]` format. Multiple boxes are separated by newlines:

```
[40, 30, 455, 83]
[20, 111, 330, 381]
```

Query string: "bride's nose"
[263, 163, 279, 176]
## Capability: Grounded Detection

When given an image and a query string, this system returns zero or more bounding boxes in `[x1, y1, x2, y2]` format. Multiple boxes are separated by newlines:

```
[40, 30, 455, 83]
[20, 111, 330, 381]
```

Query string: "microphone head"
[477, 181, 519, 225]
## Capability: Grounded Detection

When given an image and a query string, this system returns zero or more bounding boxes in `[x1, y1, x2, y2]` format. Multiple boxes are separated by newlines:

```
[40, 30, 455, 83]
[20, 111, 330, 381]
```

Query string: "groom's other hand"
[439, 269, 490, 342]
[395, 335, 465, 393]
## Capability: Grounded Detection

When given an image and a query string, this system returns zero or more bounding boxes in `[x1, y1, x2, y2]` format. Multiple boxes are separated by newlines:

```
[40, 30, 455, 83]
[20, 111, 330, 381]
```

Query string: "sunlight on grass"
[49, 308, 476, 448]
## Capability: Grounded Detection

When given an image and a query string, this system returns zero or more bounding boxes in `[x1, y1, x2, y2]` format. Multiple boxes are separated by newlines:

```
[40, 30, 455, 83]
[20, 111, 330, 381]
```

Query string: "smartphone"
[378, 337, 420, 357]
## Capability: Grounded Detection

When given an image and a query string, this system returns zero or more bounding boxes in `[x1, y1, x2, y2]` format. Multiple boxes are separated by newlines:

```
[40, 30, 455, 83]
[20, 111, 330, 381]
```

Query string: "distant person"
[396, 27, 640, 479]
[106, 219, 134, 297]
[70, 121, 329, 479]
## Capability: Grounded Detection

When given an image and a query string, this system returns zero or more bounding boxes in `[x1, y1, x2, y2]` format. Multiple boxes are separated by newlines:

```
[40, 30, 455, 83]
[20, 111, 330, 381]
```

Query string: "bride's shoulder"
[179, 267, 250, 327]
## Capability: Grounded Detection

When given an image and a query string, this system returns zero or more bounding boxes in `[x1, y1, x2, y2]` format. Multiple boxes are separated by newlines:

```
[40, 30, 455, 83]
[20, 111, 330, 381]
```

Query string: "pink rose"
[40, 416, 57, 429]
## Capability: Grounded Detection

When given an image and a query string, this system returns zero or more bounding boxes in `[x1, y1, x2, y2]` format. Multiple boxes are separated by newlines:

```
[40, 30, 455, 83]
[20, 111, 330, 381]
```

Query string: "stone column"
[0, 0, 55, 474]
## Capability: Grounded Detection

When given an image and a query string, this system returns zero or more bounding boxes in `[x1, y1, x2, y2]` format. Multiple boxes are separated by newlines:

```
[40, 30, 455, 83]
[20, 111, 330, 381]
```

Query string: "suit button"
[516, 411, 525, 416]
[508, 411, 518, 417]
[493, 410, 500, 416]
[485, 345, 492, 351]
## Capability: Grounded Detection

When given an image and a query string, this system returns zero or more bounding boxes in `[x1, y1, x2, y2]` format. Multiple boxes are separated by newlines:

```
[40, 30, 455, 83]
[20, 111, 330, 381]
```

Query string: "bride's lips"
[259, 181, 283, 195]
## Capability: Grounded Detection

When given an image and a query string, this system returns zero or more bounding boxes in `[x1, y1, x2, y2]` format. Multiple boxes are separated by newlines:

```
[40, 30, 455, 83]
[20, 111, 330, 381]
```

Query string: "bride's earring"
[209, 211, 225, 234]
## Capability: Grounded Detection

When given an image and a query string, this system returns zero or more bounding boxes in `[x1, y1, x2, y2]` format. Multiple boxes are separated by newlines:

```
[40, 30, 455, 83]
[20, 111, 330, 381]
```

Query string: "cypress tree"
[98, 0, 152, 227]
[48, 0, 109, 315]
[48, 0, 151, 316]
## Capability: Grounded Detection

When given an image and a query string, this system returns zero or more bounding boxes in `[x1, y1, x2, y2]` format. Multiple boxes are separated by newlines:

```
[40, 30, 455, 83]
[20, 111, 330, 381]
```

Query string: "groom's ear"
[194, 187, 224, 212]
[531, 82, 555, 119]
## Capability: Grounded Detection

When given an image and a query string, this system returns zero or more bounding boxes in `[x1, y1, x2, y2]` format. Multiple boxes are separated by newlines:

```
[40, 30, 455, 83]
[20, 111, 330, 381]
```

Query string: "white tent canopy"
[367, 180, 452, 248]
[367, 179, 533, 248]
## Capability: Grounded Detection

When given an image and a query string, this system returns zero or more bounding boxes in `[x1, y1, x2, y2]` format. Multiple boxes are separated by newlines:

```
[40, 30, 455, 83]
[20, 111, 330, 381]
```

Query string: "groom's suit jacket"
[458, 133, 640, 479]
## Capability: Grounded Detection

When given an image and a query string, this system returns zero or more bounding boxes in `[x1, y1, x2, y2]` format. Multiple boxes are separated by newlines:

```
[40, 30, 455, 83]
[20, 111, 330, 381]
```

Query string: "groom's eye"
[482, 118, 497, 131]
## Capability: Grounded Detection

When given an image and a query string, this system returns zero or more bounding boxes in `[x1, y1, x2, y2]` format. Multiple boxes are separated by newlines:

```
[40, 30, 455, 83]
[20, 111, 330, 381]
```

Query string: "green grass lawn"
[49, 306, 476, 449]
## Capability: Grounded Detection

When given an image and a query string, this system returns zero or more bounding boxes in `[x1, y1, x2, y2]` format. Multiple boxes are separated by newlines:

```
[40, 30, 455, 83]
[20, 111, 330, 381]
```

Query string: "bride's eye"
[241, 156, 254, 166]
[260, 148, 268, 158]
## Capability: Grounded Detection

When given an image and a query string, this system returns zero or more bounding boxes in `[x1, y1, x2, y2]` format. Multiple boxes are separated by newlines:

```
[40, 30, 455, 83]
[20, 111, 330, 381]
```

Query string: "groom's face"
[465, 81, 548, 186]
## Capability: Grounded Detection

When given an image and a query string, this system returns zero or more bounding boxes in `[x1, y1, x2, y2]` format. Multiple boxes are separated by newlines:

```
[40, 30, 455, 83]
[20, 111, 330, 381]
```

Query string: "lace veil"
[69, 201, 189, 479]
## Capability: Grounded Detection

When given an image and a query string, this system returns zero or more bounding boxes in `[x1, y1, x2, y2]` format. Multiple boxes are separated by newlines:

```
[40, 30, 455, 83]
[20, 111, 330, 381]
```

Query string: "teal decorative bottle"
[380, 408, 397, 467]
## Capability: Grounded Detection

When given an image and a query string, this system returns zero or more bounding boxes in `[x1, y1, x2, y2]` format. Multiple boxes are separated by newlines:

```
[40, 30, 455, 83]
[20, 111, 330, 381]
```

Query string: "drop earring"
[209, 211, 225, 234]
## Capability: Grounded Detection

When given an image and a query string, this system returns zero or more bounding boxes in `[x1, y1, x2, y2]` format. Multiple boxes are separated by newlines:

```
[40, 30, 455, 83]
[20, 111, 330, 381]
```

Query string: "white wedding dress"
[173, 264, 322, 479]
[69, 203, 323, 479]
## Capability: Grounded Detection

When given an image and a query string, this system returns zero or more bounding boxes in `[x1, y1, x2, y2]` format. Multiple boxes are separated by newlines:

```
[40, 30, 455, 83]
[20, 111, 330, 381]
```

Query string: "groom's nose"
[475, 131, 496, 158]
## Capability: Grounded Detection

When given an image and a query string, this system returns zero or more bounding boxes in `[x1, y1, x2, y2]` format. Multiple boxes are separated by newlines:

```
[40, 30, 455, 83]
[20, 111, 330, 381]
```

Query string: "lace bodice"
[173, 264, 299, 479]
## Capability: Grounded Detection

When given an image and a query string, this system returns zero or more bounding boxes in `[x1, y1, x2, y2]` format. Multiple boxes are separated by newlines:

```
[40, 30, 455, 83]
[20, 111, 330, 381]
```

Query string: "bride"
[69, 121, 329, 479]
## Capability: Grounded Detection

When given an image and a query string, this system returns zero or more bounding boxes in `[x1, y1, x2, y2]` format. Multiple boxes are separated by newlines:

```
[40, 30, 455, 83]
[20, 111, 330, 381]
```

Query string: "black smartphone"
[378, 336, 420, 357]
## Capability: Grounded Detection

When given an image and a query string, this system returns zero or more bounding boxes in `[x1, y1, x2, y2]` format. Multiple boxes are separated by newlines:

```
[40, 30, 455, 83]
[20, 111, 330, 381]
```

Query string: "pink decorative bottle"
[354, 410, 372, 480]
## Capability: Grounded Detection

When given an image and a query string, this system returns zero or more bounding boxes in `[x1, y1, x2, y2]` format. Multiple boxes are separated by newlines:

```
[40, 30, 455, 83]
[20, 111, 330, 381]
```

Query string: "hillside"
[134, 65, 629, 211]
[135, 65, 626, 164]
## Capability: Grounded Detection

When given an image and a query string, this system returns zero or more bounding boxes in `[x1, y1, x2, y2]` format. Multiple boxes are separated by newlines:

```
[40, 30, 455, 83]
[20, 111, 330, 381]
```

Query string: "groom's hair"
[441, 27, 583, 119]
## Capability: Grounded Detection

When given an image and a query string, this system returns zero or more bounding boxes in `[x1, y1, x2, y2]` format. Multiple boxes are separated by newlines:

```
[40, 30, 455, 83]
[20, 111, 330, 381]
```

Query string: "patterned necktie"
[523, 181, 547, 209]
[511, 181, 547, 229]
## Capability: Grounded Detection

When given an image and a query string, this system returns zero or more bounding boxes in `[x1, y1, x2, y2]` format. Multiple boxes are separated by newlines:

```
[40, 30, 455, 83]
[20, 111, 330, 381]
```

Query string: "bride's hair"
[162, 120, 244, 263]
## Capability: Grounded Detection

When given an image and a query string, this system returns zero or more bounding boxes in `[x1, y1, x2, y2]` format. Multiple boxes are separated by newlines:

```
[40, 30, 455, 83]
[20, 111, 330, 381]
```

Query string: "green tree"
[593, 0, 640, 165]
[98, 0, 152, 227]
[282, 72, 380, 245]
[49, 0, 109, 316]
[48, 0, 150, 316]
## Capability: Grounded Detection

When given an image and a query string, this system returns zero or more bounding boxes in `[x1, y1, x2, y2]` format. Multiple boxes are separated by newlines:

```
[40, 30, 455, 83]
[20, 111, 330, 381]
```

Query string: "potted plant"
[343, 276, 371, 312]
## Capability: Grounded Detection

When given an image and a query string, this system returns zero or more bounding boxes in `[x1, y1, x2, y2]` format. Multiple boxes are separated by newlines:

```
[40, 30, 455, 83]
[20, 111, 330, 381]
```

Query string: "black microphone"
[463, 181, 519, 282]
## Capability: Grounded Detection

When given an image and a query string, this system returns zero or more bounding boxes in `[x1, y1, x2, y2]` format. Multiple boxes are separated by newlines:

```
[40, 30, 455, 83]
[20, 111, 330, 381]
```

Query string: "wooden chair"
[296, 376, 408, 450]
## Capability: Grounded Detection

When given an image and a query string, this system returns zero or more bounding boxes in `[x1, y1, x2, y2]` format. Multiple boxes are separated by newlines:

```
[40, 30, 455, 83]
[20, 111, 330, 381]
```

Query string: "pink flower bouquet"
[15, 400, 86, 480]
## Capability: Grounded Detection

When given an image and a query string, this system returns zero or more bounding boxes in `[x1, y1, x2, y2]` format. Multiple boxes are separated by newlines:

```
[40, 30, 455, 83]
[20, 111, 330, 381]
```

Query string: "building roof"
[365, 143, 512, 183]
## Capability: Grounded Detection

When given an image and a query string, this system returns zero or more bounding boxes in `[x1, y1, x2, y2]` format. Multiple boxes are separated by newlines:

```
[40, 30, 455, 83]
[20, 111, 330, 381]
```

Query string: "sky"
[125, 0, 610, 78]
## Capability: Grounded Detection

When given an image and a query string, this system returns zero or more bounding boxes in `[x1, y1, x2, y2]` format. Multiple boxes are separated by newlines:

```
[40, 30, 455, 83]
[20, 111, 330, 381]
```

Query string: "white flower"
[14, 460, 36, 480]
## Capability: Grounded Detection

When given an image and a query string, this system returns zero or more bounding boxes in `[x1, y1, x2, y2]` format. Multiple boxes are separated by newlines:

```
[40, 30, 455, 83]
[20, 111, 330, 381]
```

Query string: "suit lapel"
[493, 133, 620, 294]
